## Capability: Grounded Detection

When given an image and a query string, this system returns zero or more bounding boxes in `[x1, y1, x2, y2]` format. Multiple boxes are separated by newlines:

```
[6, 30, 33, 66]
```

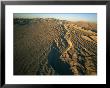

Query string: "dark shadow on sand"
[48, 41, 73, 75]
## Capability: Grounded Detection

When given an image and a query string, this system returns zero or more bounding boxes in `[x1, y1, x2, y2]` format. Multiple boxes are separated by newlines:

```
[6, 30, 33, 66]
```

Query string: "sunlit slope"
[14, 18, 97, 75]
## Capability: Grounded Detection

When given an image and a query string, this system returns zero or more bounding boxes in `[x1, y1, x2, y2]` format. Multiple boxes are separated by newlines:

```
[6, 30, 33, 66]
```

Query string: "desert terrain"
[14, 18, 97, 75]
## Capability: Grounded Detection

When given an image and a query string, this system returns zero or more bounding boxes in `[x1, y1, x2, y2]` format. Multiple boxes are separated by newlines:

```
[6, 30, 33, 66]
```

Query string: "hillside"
[14, 18, 97, 75]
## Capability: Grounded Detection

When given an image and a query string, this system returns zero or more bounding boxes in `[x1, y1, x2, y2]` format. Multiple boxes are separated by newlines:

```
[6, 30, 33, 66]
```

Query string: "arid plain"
[14, 18, 97, 75]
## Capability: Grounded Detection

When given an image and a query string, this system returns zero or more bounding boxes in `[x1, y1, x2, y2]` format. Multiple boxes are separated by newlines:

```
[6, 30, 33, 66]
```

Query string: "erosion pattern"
[14, 18, 97, 75]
